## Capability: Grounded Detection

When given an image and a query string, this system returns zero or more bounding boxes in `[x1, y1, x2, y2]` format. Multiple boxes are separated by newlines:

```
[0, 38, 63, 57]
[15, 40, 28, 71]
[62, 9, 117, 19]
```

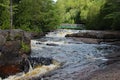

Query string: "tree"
[10, 0, 13, 29]
[14, 0, 59, 32]
[56, 0, 120, 30]
[0, 0, 60, 32]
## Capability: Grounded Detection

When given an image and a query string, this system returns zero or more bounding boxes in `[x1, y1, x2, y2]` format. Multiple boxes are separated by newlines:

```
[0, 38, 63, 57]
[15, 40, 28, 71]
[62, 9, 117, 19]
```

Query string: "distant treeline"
[56, 0, 120, 30]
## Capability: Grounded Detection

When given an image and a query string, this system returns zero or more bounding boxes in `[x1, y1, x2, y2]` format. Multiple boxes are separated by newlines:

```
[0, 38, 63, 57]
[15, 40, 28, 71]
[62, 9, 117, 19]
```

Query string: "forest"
[0, 0, 120, 32]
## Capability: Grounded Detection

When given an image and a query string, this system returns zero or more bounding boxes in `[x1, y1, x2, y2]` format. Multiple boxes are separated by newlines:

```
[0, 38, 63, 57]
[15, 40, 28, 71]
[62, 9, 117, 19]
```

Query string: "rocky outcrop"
[65, 30, 120, 44]
[0, 29, 44, 78]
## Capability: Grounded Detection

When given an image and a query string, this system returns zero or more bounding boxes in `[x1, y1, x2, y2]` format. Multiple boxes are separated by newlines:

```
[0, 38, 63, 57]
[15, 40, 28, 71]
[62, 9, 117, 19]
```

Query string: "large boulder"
[0, 41, 23, 78]
[0, 29, 31, 78]
[0, 29, 45, 78]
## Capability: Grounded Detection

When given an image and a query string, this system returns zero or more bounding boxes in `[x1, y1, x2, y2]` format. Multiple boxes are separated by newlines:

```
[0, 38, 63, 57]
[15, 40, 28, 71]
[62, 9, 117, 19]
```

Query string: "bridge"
[57, 24, 85, 30]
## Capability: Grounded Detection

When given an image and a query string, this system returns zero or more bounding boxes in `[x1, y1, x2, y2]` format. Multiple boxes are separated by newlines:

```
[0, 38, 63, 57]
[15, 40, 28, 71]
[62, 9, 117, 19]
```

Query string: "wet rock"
[28, 57, 53, 68]
[46, 43, 59, 46]
[65, 30, 120, 43]
[88, 62, 120, 80]
[0, 29, 32, 78]
[20, 57, 56, 74]
[0, 29, 45, 78]
[65, 30, 120, 39]
[0, 64, 22, 78]
[20, 58, 30, 73]
[36, 42, 42, 44]
[0, 41, 24, 78]
[72, 38, 102, 44]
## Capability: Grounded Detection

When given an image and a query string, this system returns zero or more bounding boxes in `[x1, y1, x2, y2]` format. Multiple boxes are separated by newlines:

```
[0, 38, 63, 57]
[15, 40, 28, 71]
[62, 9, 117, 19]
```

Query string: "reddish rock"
[0, 64, 22, 78]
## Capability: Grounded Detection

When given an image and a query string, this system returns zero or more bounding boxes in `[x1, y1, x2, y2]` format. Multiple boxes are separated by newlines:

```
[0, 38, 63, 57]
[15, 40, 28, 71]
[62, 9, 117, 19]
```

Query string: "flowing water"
[26, 58, 33, 72]
[3, 29, 120, 80]
[31, 29, 120, 80]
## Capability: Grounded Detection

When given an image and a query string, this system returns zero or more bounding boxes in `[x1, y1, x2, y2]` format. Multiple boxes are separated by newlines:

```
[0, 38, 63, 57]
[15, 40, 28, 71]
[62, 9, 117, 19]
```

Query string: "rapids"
[2, 29, 120, 80]
[31, 29, 120, 80]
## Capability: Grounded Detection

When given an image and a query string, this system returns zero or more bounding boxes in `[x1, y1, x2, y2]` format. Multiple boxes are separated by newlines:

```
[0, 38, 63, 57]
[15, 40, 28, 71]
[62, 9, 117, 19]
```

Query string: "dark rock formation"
[46, 43, 59, 46]
[28, 57, 53, 67]
[0, 64, 22, 78]
[0, 29, 44, 78]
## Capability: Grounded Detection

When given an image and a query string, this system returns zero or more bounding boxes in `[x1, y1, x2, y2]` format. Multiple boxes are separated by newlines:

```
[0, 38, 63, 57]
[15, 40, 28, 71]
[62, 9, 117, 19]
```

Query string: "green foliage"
[56, 0, 120, 30]
[102, 0, 120, 30]
[56, 0, 81, 24]
[21, 41, 30, 53]
[0, 0, 10, 29]
[14, 0, 59, 32]
[0, 0, 60, 32]
[0, 0, 119, 30]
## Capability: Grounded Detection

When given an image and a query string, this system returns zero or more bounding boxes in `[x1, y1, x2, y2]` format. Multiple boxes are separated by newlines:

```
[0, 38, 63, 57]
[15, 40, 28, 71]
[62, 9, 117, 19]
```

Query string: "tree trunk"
[10, 0, 13, 29]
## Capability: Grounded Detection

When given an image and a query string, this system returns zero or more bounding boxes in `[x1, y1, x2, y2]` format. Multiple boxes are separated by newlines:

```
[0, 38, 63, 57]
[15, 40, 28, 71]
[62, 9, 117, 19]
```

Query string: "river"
[31, 29, 120, 80]
[3, 29, 120, 80]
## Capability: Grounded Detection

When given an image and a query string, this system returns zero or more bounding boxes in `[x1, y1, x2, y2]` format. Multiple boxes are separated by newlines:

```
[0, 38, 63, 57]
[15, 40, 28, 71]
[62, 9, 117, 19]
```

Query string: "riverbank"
[0, 29, 44, 78]
[84, 61, 120, 80]
[65, 30, 120, 44]
[1, 29, 120, 79]
[29, 29, 120, 80]
[65, 30, 120, 80]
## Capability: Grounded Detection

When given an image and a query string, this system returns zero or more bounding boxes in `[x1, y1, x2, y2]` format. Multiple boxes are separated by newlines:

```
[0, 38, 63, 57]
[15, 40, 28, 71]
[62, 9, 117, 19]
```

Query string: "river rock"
[66, 30, 120, 39]
[46, 43, 59, 46]
[0, 41, 23, 78]
[0, 64, 22, 78]
[0, 29, 45, 78]
[31, 57, 52, 65]
[0, 30, 31, 78]
[65, 30, 120, 43]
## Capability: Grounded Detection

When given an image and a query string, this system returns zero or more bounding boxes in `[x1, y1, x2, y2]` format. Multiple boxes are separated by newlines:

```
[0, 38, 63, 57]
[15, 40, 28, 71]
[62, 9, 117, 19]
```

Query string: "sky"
[53, 0, 57, 2]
